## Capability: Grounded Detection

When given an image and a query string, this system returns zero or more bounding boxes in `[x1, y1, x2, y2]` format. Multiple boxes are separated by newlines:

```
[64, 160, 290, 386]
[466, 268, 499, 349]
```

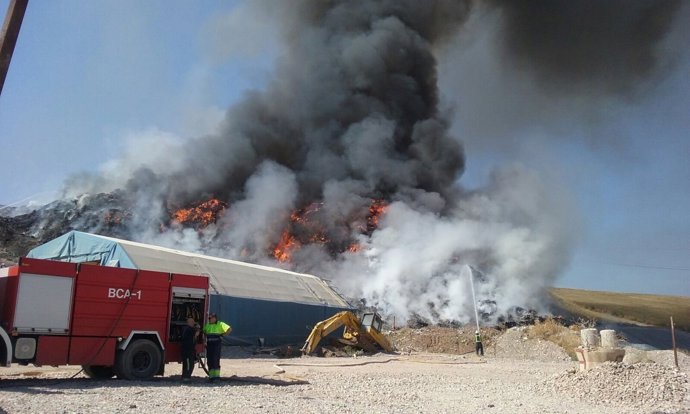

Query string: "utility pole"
[0, 0, 28, 96]
[670, 316, 679, 369]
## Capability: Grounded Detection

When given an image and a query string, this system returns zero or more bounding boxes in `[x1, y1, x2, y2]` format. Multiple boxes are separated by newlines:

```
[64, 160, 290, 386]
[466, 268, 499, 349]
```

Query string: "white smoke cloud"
[201, 1, 279, 62]
[216, 160, 298, 261]
[318, 164, 574, 323]
[60, 128, 187, 199]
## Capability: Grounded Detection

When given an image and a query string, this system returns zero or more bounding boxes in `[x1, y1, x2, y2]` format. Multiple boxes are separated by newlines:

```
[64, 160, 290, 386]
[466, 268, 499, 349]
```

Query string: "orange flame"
[271, 198, 387, 262]
[367, 199, 388, 232]
[172, 198, 227, 228]
[347, 243, 362, 253]
[271, 203, 324, 262]
[273, 231, 301, 262]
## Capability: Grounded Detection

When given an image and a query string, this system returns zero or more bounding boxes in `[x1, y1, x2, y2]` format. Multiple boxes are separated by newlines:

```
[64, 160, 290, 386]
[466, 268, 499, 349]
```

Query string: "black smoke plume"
[491, 0, 682, 94]
[42, 0, 685, 323]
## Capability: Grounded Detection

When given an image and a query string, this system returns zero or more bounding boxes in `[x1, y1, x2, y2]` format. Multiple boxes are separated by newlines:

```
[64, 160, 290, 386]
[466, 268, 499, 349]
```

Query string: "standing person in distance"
[180, 317, 200, 382]
[475, 329, 484, 356]
[203, 313, 231, 382]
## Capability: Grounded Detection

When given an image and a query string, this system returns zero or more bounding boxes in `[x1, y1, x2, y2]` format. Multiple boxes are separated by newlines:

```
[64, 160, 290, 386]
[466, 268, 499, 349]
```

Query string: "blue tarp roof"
[27, 230, 136, 268]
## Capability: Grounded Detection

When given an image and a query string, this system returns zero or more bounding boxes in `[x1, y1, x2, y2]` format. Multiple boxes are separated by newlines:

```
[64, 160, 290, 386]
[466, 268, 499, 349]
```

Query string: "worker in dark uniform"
[475, 330, 484, 356]
[203, 313, 231, 382]
[181, 317, 200, 381]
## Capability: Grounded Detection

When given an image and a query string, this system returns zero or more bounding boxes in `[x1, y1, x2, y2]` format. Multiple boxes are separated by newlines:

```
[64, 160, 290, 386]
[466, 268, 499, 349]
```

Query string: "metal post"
[670, 316, 679, 369]
[0, 0, 29, 97]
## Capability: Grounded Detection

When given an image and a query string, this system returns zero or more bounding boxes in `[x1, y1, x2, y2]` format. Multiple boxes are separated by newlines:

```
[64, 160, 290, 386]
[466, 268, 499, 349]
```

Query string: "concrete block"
[575, 347, 625, 371]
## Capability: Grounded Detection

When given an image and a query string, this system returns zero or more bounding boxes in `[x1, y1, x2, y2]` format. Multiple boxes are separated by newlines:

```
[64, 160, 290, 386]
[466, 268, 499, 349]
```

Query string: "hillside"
[549, 287, 690, 332]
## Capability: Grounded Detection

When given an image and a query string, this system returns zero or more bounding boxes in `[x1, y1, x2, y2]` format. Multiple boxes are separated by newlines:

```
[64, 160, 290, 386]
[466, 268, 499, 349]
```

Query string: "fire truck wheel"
[115, 339, 162, 380]
[82, 365, 115, 379]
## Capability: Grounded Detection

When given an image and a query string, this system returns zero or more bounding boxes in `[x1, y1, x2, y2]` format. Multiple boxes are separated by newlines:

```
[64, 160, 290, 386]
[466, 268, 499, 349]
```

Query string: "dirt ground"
[0, 352, 685, 414]
[0, 327, 686, 413]
[386, 326, 501, 355]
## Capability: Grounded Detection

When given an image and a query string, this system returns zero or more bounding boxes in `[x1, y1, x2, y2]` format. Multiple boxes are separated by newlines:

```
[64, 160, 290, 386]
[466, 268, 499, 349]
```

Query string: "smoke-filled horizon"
[57, 0, 684, 323]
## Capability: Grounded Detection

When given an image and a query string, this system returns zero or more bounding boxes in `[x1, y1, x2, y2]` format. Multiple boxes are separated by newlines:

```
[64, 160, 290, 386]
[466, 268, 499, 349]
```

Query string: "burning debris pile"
[270, 199, 387, 262]
[2, 0, 685, 324]
[0, 192, 132, 264]
[171, 198, 228, 229]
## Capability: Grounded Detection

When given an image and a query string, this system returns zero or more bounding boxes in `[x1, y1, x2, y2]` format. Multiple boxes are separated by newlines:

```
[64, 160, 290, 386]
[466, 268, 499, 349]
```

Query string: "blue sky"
[1, 1, 688, 296]
[0, 1, 267, 203]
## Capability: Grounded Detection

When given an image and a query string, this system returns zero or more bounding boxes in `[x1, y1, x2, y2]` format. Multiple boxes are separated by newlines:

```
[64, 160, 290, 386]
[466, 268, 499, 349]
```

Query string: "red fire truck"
[0, 258, 209, 380]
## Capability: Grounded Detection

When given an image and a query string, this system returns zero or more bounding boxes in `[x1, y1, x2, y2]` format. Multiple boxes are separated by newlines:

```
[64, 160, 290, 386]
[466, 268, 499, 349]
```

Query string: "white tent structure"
[28, 231, 351, 345]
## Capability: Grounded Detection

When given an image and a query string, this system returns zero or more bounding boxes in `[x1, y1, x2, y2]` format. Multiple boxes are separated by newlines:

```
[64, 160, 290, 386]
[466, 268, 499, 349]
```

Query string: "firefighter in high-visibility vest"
[475, 330, 484, 356]
[203, 313, 231, 381]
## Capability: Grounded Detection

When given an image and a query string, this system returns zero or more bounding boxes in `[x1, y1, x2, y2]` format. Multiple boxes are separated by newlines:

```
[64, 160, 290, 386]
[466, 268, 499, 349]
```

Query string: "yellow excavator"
[301, 311, 394, 355]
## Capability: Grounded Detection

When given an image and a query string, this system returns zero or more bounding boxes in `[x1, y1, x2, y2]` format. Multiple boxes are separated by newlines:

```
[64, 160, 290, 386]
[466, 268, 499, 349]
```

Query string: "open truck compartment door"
[169, 286, 206, 341]
[164, 278, 209, 363]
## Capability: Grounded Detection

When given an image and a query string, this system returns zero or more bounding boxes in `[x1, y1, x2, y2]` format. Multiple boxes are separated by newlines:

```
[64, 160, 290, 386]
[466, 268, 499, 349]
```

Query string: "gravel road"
[0, 351, 687, 414]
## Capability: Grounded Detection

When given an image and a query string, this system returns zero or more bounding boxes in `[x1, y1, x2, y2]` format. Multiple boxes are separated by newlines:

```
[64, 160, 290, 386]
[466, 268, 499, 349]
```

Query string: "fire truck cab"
[0, 258, 209, 380]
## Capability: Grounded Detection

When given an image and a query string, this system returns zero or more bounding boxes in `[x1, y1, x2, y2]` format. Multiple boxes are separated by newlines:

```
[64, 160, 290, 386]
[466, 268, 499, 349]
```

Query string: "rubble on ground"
[536, 362, 689, 411]
[625, 347, 690, 370]
[648, 349, 690, 369]
[319, 312, 578, 360]
[495, 326, 572, 362]
[252, 345, 302, 358]
[495, 307, 545, 329]
[386, 326, 500, 355]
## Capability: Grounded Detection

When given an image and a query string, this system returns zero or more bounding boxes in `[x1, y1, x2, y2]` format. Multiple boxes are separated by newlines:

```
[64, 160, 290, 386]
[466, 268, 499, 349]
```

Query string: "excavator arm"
[301, 311, 362, 355]
[301, 311, 394, 355]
